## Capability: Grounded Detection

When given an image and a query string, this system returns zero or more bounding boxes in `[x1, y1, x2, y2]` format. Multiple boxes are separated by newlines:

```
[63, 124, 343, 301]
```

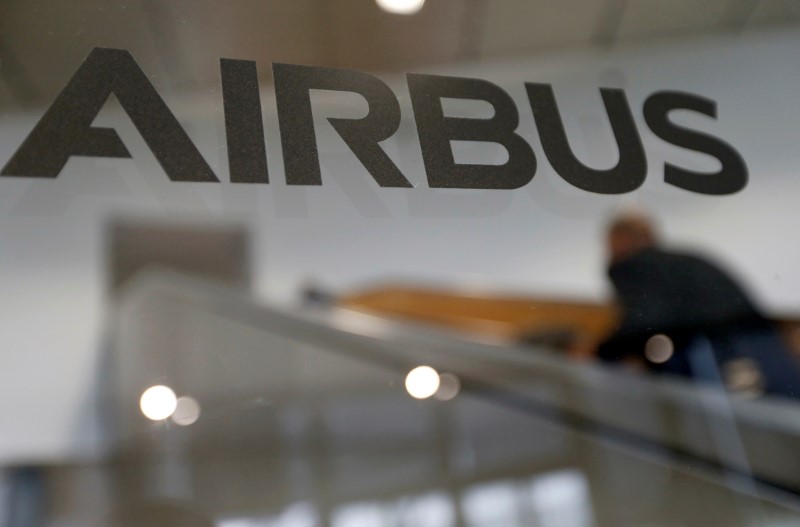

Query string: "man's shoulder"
[608, 247, 728, 286]
[611, 247, 683, 271]
[632, 247, 718, 270]
[656, 248, 730, 275]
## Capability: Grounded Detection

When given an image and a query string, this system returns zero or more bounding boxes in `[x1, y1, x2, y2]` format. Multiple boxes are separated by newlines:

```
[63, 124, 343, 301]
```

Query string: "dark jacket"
[598, 247, 800, 397]
[607, 247, 764, 342]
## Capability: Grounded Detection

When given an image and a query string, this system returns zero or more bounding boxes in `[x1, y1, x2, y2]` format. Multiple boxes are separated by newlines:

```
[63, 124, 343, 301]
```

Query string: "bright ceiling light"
[405, 365, 440, 399]
[139, 385, 178, 421]
[376, 0, 425, 15]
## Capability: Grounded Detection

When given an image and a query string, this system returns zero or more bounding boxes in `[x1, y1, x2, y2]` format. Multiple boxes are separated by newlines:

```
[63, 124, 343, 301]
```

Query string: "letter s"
[644, 91, 747, 195]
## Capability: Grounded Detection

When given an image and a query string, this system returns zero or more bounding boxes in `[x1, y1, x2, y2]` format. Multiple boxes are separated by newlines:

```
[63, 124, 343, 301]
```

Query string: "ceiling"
[0, 0, 798, 108]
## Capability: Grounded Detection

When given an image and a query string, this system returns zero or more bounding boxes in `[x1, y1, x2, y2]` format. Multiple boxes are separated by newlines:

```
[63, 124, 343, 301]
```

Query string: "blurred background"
[3, 1, 800, 526]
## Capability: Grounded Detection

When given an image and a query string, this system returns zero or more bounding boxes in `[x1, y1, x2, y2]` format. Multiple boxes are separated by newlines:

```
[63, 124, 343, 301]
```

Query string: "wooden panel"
[339, 285, 618, 344]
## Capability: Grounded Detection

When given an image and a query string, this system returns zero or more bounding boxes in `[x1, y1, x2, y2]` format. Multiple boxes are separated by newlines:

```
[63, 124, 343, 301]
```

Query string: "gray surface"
[96, 270, 800, 526]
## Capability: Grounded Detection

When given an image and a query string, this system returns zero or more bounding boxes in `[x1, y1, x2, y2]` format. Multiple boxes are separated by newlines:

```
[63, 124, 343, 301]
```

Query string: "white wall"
[1, 27, 800, 462]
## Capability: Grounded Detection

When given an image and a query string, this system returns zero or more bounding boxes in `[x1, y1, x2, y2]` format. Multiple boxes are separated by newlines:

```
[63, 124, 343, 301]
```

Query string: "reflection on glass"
[218, 479, 593, 527]
[644, 334, 674, 365]
[405, 366, 440, 399]
[219, 502, 319, 527]
[434, 373, 461, 401]
[171, 396, 202, 426]
[599, 210, 800, 399]
[529, 470, 592, 527]
[394, 492, 456, 527]
[328, 492, 457, 527]
[5, 7, 800, 524]
[375, 0, 426, 15]
[723, 358, 765, 398]
[462, 481, 521, 527]
[332, 501, 385, 527]
[139, 385, 178, 421]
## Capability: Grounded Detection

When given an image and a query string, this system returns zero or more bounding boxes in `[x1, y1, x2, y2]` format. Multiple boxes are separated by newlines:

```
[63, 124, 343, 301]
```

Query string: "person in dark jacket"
[598, 211, 800, 399]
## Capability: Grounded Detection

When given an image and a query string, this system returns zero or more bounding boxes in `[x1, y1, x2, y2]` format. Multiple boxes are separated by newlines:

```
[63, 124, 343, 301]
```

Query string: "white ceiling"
[0, 0, 798, 107]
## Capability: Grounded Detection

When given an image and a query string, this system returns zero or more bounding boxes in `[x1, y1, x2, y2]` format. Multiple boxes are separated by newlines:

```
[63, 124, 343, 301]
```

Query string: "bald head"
[607, 211, 658, 264]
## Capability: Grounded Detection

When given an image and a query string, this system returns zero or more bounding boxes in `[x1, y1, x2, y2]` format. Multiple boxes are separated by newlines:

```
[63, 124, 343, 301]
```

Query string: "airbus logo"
[1, 47, 747, 195]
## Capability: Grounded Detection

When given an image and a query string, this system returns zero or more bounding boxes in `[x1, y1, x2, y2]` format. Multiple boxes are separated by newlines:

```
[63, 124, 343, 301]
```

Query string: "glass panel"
[2, 1, 800, 526]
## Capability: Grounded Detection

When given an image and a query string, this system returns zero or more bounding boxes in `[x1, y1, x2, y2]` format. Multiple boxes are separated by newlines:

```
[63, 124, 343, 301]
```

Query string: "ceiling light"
[376, 0, 425, 15]
[405, 365, 440, 399]
[139, 385, 178, 421]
